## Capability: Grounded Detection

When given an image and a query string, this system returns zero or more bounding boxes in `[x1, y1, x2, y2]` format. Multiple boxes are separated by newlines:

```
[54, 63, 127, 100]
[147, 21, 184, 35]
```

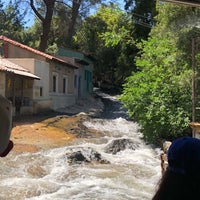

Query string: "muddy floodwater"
[0, 91, 162, 200]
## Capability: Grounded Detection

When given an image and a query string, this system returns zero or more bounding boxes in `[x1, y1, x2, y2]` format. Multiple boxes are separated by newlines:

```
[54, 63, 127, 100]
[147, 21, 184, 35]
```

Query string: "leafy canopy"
[74, 3, 137, 89]
[120, 3, 200, 144]
[0, 0, 25, 41]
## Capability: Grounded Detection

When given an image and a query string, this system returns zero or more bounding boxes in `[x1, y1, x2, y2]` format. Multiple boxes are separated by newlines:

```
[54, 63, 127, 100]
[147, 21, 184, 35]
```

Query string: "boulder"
[68, 150, 88, 164]
[67, 147, 109, 164]
[104, 138, 138, 154]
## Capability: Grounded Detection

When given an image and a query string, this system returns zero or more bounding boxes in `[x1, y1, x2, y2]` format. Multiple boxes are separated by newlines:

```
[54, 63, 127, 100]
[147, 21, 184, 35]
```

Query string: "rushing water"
[0, 91, 162, 200]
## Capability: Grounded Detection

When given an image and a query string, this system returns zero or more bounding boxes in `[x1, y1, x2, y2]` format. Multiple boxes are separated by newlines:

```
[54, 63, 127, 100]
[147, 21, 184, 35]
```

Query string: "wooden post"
[191, 37, 200, 137]
[192, 38, 196, 125]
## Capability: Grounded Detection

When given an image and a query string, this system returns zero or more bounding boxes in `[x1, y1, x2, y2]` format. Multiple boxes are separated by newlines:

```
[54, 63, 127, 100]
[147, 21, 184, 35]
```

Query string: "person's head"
[152, 137, 200, 200]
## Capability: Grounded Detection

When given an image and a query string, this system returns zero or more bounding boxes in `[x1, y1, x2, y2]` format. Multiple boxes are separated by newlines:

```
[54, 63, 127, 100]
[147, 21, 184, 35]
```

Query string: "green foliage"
[23, 19, 42, 49]
[124, 0, 157, 40]
[121, 37, 192, 144]
[120, 3, 200, 144]
[74, 3, 137, 89]
[96, 4, 135, 47]
[0, 1, 25, 41]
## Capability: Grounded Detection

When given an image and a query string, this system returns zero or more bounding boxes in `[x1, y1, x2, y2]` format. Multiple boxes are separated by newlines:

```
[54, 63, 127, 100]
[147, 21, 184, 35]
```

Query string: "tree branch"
[30, 0, 44, 22]
[55, 0, 72, 9]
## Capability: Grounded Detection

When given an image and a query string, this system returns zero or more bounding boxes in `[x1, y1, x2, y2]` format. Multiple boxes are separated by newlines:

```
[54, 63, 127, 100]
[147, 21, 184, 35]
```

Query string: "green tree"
[23, 19, 42, 49]
[29, 0, 56, 52]
[74, 3, 137, 89]
[25, 2, 74, 53]
[124, 0, 157, 40]
[120, 3, 200, 144]
[21, 0, 104, 51]
[0, 0, 25, 41]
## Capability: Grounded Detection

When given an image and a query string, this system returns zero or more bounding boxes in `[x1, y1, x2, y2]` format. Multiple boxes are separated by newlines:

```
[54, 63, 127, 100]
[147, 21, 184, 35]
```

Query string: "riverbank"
[11, 94, 104, 153]
[11, 114, 81, 153]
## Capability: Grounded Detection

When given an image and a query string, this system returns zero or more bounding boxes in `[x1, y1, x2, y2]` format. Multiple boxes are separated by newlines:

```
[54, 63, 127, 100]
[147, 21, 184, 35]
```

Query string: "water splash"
[0, 92, 162, 200]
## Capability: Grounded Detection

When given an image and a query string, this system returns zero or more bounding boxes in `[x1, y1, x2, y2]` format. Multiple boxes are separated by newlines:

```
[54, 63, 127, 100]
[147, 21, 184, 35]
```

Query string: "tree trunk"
[65, 0, 81, 47]
[39, 0, 55, 52]
[30, 0, 56, 52]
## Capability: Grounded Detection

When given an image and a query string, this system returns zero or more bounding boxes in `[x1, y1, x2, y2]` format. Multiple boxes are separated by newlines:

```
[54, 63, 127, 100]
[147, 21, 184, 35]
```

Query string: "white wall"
[33, 59, 50, 100]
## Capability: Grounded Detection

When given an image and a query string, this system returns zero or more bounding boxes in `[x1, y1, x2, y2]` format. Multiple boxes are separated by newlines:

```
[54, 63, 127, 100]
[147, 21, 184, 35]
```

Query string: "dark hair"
[152, 169, 200, 200]
[153, 136, 200, 200]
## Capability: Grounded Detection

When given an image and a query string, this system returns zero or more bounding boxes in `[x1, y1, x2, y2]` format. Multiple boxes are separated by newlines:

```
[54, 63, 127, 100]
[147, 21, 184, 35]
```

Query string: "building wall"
[8, 57, 77, 111]
[8, 59, 49, 97]
[73, 64, 93, 99]
[8, 58, 36, 74]
[8, 58, 53, 114]
[50, 94, 75, 110]
[0, 73, 5, 96]
[5, 43, 47, 62]
[3, 73, 34, 116]
[10, 58, 50, 99]
[49, 62, 75, 93]
[49, 62, 76, 109]
[33, 59, 53, 113]
[3, 43, 78, 113]
[34, 59, 50, 99]
[57, 48, 94, 99]
[83, 65, 93, 97]
[57, 57, 80, 100]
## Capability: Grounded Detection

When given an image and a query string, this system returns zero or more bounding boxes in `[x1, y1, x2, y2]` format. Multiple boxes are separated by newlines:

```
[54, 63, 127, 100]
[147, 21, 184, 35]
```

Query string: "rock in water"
[68, 150, 88, 164]
[104, 138, 138, 154]
[66, 147, 109, 164]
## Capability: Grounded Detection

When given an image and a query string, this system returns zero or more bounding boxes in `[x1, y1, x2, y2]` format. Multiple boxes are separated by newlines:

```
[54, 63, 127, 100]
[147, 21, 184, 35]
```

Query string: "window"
[53, 75, 56, 92]
[52, 73, 58, 93]
[40, 87, 43, 97]
[63, 75, 68, 94]
[74, 75, 77, 88]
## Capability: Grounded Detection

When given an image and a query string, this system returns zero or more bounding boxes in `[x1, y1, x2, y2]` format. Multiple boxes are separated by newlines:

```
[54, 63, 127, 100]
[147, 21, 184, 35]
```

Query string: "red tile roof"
[0, 58, 40, 79]
[0, 35, 77, 69]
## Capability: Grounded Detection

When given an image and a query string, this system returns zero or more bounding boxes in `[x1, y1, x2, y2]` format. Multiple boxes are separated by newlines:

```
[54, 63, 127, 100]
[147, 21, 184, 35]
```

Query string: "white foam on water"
[0, 93, 162, 200]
